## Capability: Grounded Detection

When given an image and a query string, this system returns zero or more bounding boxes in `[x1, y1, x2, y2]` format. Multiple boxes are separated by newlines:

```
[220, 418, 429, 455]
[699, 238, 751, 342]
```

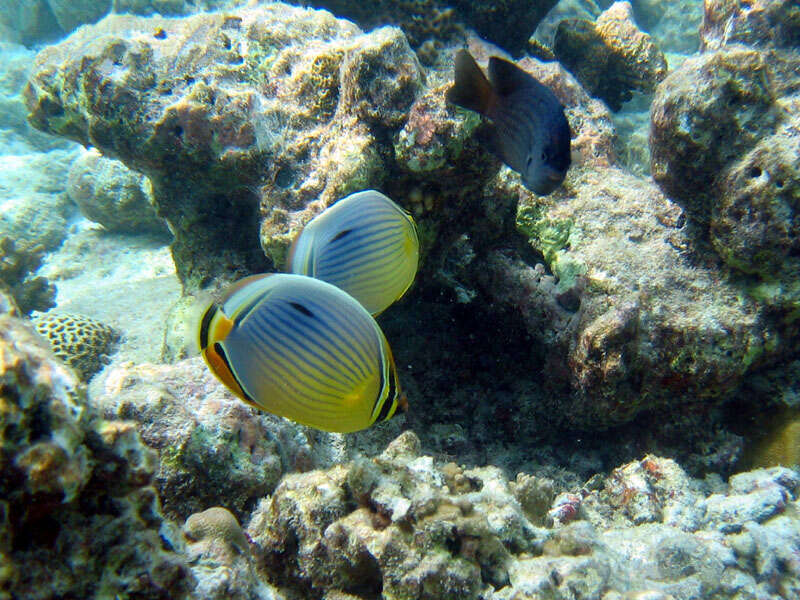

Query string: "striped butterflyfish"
[287, 190, 419, 316]
[198, 273, 405, 433]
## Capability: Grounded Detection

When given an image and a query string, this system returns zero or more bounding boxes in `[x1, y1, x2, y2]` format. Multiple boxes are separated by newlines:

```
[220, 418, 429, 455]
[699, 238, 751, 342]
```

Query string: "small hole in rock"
[274, 166, 295, 188]
[749, 166, 762, 178]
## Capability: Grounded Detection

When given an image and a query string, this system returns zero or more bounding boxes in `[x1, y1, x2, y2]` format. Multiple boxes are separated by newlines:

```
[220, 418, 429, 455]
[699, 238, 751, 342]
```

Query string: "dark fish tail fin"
[446, 50, 493, 114]
[489, 56, 549, 99]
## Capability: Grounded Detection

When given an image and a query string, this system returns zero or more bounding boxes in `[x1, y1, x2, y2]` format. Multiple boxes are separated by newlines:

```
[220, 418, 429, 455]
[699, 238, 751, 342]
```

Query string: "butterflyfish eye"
[287, 190, 420, 316]
[197, 273, 405, 433]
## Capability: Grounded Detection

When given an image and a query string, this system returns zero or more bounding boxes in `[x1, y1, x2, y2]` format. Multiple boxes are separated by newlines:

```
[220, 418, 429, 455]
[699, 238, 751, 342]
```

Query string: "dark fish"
[446, 50, 571, 195]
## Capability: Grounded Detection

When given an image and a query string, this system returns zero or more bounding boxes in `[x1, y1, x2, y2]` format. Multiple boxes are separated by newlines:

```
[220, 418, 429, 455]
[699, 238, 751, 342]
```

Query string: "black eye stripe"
[199, 304, 218, 350]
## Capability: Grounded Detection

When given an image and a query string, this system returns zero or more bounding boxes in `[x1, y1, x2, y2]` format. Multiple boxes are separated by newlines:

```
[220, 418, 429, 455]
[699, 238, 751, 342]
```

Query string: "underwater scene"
[1, 0, 799, 598]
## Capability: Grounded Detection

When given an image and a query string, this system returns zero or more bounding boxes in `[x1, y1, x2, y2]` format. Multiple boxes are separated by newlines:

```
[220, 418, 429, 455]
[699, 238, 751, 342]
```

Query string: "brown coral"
[184, 506, 250, 554]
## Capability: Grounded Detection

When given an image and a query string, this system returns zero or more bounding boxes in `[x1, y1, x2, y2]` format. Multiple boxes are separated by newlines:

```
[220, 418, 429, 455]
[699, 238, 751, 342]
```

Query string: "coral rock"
[246, 436, 800, 599]
[650, 46, 800, 313]
[701, 0, 800, 51]
[0, 315, 193, 598]
[24, 4, 425, 289]
[67, 147, 169, 234]
[553, 1, 668, 111]
[93, 358, 295, 521]
[304, 0, 557, 55]
[487, 166, 774, 428]
[0, 237, 55, 316]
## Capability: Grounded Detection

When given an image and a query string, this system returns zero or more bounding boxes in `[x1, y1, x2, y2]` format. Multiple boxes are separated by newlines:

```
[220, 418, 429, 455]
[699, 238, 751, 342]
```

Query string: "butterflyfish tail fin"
[446, 49, 493, 115]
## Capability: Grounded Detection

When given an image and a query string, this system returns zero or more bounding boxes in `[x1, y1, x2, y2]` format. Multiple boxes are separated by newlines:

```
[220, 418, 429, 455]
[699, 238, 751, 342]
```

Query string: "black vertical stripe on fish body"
[371, 358, 387, 423]
[377, 363, 398, 422]
[213, 341, 256, 404]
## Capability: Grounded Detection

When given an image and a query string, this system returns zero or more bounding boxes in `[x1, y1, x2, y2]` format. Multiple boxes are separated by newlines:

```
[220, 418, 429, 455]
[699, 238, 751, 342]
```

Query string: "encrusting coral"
[244, 431, 800, 599]
[184, 506, 250, 554]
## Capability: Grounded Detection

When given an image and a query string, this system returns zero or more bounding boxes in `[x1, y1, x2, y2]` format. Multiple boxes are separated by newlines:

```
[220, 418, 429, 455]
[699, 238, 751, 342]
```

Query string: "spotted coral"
[32, 313, 120, 381]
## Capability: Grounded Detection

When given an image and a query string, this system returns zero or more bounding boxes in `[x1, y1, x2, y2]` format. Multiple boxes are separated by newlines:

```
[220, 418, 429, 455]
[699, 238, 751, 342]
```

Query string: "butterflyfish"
[446, 49, 571, 195]
[287, 190, 419, 316]
[198, 273, 405, 433]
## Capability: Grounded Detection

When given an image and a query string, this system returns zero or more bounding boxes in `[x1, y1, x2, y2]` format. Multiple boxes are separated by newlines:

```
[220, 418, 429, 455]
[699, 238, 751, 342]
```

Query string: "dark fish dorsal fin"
[446, 50, 494, 115]
[488, 56, 543, 97]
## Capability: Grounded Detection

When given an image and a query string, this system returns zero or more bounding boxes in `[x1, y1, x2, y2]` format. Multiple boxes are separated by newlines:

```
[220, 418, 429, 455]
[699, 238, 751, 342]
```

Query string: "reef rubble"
[245, 432, 800, 600]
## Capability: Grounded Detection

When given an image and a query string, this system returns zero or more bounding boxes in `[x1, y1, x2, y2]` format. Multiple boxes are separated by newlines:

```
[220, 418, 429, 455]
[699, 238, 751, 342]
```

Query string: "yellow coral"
[743, 408, 800, 469]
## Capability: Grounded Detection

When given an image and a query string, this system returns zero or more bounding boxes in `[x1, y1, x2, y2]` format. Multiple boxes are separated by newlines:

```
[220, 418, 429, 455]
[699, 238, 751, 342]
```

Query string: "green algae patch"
[748, 277, 800, 324]
[516, 198, 587, 294]
[516, 201, 575, 265]
[552, 252, 587, 294]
